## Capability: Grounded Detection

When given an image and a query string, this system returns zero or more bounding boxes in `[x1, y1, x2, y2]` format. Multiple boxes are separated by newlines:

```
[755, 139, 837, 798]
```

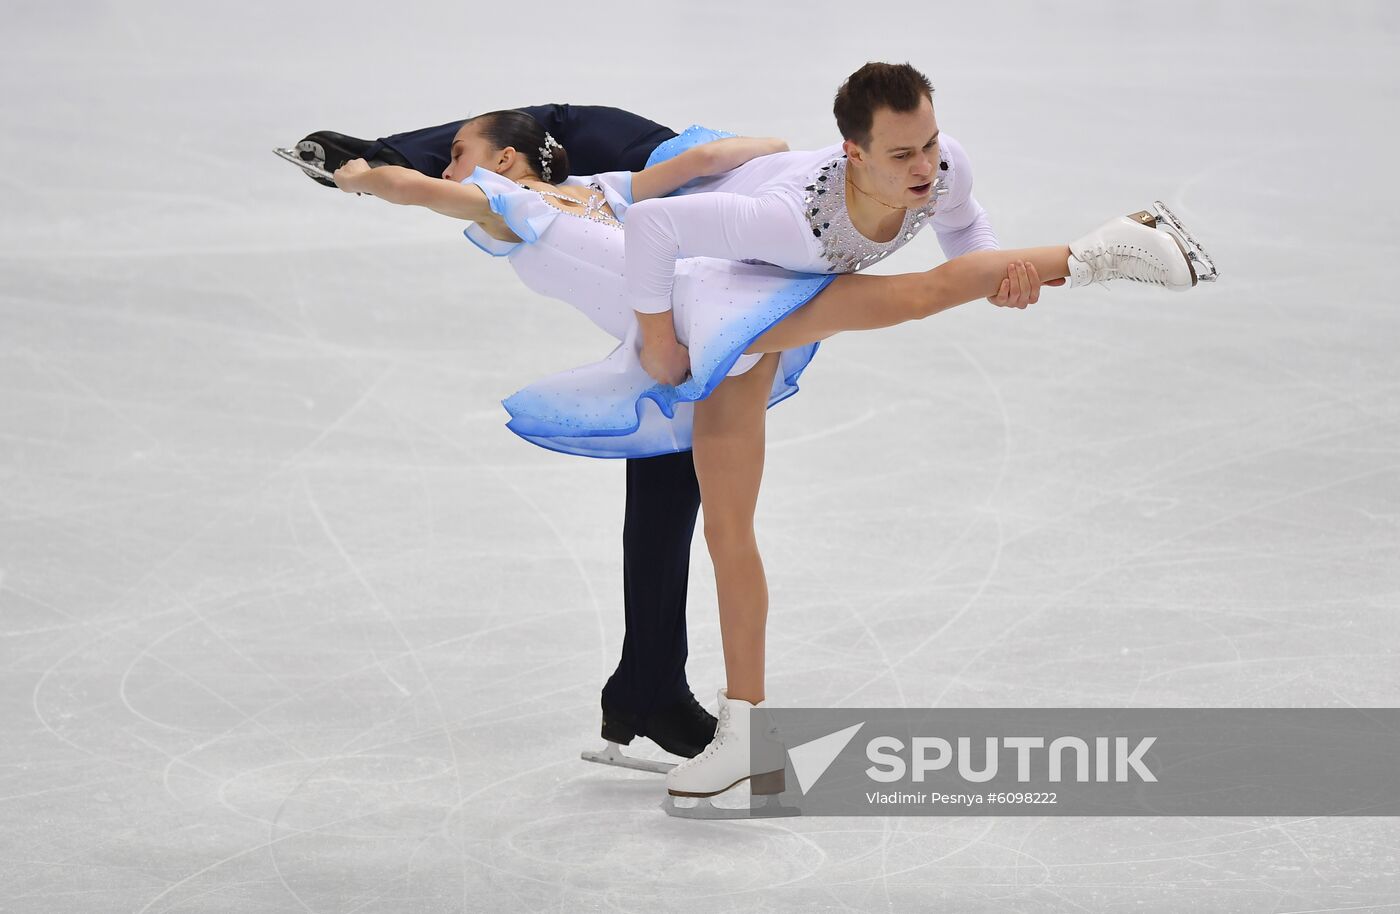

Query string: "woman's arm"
[332, 159, 519, 239]
[630, 137, 787, 202]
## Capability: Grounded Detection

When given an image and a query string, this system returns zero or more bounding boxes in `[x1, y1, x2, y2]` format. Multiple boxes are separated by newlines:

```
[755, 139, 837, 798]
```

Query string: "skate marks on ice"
[6, 0, 1400, 908]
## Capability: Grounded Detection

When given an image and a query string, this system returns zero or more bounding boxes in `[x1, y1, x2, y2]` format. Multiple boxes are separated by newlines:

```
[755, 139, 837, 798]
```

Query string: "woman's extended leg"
[745, 245, 1071, 354]
[690, 352, 782, 705]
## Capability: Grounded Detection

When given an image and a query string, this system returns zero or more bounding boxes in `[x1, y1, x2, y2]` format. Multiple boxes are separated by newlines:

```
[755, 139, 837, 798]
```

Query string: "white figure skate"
[661, 689, 799, 820]
[1068, 200, 1219, 290]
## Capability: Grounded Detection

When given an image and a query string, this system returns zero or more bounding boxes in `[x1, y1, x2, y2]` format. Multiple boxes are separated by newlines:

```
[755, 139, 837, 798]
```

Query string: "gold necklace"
[845, 169, 907, 212]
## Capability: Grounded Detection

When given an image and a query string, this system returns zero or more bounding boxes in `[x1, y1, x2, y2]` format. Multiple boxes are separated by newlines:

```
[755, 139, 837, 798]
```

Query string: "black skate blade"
[661, 794, 800, 820]
[580, 742, 675, 775]
[1153, 200, 1219, 283]
[272, 146, 335, 184]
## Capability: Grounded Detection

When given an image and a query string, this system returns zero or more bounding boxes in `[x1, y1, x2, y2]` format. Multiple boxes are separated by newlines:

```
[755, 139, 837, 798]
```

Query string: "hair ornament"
[539, 131, 562, 181]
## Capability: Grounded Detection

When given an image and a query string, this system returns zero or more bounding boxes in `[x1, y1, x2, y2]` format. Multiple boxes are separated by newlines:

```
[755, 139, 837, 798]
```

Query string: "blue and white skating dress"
[460, 167, 832, 459]
[461, 125, 997, 458]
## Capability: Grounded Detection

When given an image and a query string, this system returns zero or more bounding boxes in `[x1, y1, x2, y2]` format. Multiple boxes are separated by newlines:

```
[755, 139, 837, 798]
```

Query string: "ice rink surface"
[2, 1, 1398, 911]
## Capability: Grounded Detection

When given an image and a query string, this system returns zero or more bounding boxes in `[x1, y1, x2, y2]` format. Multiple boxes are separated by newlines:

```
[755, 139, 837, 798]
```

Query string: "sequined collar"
[522, 180, 621, 228]
[803, 154, 949, 272]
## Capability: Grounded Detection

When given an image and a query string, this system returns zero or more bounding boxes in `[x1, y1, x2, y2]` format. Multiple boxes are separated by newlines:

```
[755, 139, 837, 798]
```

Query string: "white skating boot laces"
[678, 704, 733, 771]
[1078, 239, 1172, 288]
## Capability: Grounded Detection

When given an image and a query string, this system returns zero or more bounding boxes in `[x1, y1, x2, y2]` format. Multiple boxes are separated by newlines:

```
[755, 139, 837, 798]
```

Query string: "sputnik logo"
[785, 722, 865, 794]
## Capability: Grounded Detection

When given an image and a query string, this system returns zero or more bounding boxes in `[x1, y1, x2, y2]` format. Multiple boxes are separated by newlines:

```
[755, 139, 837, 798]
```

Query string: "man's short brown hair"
[833, 62, 935, 148]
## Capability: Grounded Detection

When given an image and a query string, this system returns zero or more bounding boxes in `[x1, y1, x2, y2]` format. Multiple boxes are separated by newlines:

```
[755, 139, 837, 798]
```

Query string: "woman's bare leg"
[745, 245, 1071, 354]
[690, 352, 781, 705]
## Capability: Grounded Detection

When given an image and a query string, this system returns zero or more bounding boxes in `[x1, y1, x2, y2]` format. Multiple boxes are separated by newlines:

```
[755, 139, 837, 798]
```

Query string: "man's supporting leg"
[604, 450, 701, 711]
[598, 450, 715, 755]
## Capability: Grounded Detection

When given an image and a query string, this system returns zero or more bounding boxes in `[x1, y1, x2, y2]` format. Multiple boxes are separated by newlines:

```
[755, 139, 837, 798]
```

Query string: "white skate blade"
[580, 741, 675, 775]
[272, 146, 334, 182]
[661, 794, 800, 820]
[1152, 200, 1219, 283]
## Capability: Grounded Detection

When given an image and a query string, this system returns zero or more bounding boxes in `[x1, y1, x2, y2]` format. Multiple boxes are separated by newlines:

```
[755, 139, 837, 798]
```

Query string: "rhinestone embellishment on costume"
[524, 182, 622, 228]
[803, 156, 949, 273]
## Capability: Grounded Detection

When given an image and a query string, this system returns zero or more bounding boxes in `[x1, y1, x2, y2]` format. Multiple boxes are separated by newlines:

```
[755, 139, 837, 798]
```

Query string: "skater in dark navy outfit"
[286, 105, 717, 767]
[293, 104, 677, 182]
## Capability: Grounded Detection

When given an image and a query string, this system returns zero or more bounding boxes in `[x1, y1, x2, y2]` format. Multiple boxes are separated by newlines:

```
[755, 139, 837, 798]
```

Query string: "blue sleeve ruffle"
[588, 170, 634, 209]
[460, 166, 563, 257]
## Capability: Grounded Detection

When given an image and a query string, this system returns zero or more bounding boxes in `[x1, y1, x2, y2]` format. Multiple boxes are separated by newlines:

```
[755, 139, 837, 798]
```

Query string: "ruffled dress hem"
[503, 272, 833, 458]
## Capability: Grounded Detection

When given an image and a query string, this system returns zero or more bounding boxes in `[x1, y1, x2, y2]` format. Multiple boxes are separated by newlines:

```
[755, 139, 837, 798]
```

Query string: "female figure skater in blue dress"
[332, 108, 1210, 815]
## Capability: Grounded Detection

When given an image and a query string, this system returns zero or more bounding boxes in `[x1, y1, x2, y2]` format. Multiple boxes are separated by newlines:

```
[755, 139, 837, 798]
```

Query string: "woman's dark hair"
[832, 62, 935, 149]
[468, 109, 572, 184]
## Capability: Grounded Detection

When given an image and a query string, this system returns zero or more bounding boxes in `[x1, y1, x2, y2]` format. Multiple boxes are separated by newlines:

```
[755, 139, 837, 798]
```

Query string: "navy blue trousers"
[372, 105, 701, 716]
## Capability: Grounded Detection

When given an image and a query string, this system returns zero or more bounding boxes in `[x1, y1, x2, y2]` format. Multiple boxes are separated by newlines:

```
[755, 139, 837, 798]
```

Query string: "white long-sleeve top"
[625, 133, 999, 314]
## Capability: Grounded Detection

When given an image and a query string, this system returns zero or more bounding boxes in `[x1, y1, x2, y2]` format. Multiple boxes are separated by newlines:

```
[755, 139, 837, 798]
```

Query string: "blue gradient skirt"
[504, 264, 834, 458]
[501, 125, 832, 458]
